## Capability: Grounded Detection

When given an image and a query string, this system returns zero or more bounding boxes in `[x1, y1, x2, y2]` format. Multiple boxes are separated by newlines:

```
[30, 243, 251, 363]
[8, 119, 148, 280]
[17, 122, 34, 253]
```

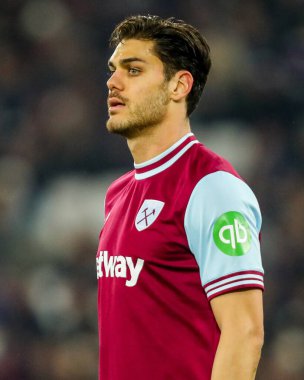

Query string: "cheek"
[136, 84, 161, 101]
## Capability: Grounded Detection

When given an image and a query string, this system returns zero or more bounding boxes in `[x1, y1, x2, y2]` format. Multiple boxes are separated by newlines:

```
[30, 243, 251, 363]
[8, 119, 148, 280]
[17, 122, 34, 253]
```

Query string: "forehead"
[109, 39, 162, 66]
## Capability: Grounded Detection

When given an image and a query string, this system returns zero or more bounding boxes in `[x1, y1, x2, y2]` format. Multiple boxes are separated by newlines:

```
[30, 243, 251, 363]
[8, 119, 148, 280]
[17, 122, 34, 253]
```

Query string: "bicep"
[210, 289, 264, 333]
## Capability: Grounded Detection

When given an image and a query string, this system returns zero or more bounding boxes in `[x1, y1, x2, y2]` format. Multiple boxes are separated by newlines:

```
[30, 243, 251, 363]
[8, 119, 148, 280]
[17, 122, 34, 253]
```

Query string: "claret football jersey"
[96, 133, 264, 380]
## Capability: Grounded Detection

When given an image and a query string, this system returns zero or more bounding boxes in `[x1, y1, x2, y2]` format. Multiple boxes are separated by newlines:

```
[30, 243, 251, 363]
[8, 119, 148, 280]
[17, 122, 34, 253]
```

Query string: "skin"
[106, 38, 264, 379]
[106, 39, 193, 164]
[210, 289, 264, 380]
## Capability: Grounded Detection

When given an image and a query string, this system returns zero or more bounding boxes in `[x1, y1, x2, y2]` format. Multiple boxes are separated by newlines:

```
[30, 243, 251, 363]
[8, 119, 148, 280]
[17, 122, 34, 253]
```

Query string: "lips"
[108, 97, 126, 111]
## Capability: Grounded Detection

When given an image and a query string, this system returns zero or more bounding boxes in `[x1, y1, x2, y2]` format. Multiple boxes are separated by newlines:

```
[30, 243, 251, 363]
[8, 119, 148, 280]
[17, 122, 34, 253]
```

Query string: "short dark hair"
[110, 15, 211, 116]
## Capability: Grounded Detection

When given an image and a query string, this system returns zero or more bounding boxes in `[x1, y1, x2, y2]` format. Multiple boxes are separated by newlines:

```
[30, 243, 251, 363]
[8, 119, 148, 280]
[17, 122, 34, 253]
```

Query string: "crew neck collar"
[134, 133, 199, 180]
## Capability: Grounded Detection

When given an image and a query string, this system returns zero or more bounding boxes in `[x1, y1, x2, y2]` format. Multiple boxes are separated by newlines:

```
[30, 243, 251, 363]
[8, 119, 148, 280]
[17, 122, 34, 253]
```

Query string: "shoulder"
[105, 170, 134, 204]
[176, 141, 243, 201]
[189, 142, 242, 180]
[185, 170, 261, 232]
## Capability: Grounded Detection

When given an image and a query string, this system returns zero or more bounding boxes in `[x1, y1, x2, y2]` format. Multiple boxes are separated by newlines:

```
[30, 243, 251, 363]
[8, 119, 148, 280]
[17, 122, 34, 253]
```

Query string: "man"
[96, 15, 264, 380]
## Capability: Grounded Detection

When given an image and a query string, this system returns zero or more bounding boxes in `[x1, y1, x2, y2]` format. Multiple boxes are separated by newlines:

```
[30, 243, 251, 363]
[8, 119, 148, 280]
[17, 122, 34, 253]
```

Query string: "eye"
[128, 67, 141, 75]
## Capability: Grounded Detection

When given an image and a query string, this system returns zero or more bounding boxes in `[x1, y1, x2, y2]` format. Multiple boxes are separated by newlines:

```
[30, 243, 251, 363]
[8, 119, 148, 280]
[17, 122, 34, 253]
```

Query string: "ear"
[169, 70, 193, 102]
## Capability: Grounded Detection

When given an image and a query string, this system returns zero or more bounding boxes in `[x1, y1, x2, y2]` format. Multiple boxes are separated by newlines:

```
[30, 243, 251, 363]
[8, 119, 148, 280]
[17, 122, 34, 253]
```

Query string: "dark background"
[0, 0, 303, 379]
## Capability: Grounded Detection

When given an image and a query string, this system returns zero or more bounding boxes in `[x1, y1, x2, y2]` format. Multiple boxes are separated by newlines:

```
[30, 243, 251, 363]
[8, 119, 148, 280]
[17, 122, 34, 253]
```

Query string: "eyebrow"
[108, 57, 147, 68]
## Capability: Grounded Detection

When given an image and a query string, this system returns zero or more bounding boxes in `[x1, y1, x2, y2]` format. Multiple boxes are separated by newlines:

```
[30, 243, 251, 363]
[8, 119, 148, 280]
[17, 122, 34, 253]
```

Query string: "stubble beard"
[106, 82, 170, 139]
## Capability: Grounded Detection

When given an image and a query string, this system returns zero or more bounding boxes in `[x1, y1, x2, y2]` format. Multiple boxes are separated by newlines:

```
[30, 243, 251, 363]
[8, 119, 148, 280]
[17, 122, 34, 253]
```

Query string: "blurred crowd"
[0, 0, 303, 379]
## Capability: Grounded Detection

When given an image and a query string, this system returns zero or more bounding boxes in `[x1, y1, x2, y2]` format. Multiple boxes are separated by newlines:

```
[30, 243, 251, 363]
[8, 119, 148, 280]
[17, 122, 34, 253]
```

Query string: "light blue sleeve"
[184, 171, 264, 300]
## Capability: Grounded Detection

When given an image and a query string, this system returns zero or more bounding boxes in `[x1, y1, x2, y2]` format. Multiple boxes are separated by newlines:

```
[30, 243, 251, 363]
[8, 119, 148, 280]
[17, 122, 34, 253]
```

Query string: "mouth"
[108, 97, 126, 113]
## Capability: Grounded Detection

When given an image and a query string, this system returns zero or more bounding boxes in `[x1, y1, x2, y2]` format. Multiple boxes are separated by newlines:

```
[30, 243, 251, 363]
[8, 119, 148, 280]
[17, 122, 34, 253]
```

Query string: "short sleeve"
[184, 171, 264, 301]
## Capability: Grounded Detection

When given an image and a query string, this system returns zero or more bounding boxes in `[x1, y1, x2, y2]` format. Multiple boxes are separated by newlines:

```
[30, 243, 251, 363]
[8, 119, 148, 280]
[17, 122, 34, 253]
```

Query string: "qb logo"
[213, 211, 251, 256]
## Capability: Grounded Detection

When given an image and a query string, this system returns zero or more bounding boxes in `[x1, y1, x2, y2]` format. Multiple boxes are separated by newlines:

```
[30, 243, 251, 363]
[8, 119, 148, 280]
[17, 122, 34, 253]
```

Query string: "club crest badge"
[135, 199, 165, 231]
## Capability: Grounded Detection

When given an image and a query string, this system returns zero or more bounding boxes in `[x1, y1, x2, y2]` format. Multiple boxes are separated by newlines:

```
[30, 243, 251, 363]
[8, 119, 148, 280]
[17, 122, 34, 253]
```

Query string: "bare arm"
[210, 289, 264, 380]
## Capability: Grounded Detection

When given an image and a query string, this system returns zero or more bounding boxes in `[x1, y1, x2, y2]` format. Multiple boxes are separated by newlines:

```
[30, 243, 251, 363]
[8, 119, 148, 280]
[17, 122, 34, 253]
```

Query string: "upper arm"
[210, 289, 264, 334]
[184, 171, 264, 301]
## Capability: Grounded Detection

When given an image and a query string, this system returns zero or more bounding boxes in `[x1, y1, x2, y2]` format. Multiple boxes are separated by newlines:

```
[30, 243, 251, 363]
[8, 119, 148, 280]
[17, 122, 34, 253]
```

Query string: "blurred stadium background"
[0, 0, 303, 379]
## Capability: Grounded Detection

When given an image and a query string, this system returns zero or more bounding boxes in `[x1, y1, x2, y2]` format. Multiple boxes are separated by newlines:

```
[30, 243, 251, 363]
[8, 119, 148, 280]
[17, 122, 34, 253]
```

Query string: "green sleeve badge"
[213, 211, 251, 256]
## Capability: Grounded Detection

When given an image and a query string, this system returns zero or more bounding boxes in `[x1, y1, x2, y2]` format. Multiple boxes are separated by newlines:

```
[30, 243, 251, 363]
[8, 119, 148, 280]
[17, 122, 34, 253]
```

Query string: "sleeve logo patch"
[213, 211, 251, 256]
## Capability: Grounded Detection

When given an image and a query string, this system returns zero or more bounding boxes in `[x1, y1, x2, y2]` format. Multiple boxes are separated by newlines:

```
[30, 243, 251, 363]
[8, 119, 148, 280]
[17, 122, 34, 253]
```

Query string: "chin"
[107, 119, 130, 136]
[107, 121, 146, 139]
[106, 117, 120, 131]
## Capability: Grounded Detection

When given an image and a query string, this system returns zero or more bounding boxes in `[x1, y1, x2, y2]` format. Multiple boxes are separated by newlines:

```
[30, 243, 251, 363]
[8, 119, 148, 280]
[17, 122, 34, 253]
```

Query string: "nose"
[107, 70, 123, 91]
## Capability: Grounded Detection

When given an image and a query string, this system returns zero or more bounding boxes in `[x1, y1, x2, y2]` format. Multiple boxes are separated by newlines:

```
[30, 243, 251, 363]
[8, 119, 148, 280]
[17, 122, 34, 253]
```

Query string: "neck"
[127, 118, 191, 164]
